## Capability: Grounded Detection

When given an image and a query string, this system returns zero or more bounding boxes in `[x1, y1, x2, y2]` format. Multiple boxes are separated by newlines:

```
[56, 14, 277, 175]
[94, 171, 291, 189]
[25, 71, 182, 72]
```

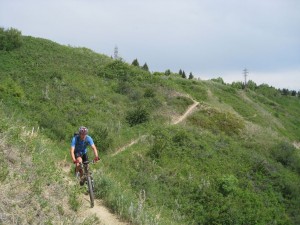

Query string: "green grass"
[1, 34, 300, 224]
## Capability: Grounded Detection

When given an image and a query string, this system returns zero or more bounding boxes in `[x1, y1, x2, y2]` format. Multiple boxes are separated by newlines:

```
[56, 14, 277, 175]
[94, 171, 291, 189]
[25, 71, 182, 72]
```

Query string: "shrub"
[144, 88, 155, 98]
[115, 81, 132, 95]
[147, 128, 171, 160]
[211, 77, 225, 84]
[272, 141, 300, 173]
[172, 130, 190, 147]
[165, 69, 171, 76]
[219, 175, 239, 196]
[126, 107, 149, 126]
[92, 126, 113, 152]
[0, 27, 23, 51]
[189, 108, 245, 135]
[231, 81, 243, 89]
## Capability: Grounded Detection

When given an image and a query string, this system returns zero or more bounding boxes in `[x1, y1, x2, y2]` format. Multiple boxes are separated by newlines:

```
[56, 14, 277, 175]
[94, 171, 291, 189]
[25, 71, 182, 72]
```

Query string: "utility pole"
[243, 68, 248, 90]
[114, 45, 118, 59]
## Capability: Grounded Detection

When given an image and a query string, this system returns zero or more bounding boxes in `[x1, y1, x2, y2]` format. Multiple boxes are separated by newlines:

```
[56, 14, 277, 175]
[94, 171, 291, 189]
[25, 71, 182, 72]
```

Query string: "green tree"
[282, 88, 289, 96]
[182, 70, 186, 79]
[141, 63, 149, 71]
[165, 69, 171, 76]
[291, 90, 297, 96]
[231, 81, 243, 89]
[188, 72, 194, 79]
[0, 27, 23, 51]
[131, 58, 139, 67]
[211, 77, 224, 84]
[247, 80, 257, 90]
[179, 69, 183, 75]
[256, 84, 281, 97]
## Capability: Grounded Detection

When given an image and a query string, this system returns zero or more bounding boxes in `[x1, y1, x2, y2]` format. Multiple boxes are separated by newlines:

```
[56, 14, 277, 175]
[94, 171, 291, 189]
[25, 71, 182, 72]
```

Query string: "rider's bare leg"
[75, 156, 83, 178]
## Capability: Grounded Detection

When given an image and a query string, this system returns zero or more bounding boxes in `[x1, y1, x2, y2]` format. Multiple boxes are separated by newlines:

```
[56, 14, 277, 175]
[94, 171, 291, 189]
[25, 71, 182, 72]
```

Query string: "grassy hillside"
[1, 35, 300, 224]
[0, 102, 100, 224]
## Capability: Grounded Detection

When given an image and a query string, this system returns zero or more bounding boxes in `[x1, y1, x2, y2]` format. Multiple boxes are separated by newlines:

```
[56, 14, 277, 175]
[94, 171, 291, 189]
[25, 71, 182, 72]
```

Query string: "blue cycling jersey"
[71, 135, 94, 155]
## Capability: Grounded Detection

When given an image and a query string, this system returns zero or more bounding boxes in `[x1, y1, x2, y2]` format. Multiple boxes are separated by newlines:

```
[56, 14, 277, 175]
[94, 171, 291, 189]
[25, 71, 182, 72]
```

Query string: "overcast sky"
[1, 0, 300, 90]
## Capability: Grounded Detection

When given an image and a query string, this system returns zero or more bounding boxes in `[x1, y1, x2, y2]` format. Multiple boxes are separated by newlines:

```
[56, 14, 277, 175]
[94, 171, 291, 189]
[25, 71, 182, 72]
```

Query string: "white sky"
[1, 0, 300, 90]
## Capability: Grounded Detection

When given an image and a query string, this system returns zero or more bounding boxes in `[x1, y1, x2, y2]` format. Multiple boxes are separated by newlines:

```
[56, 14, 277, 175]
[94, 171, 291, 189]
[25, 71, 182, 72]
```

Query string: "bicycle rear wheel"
[87, 176, 94, 208]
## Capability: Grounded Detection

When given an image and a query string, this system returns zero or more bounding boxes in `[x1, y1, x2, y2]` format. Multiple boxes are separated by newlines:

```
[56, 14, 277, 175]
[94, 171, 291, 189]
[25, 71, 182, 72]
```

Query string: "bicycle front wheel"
[87, 176, 94, 208]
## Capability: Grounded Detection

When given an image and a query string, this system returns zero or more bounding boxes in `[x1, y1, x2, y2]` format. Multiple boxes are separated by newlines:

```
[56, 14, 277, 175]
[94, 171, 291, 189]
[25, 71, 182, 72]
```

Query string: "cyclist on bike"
[70, 126, 99, 185]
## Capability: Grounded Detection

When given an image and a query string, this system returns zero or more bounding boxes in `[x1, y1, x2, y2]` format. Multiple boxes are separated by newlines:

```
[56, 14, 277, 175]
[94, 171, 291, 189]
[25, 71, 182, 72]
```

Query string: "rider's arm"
[87, 136, 99, 159]
[91, 144, 99, 158]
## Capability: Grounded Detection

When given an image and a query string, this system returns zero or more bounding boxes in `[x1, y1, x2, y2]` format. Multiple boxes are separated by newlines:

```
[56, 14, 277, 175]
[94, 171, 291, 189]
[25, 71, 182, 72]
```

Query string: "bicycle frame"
[79, 161, 95, 208]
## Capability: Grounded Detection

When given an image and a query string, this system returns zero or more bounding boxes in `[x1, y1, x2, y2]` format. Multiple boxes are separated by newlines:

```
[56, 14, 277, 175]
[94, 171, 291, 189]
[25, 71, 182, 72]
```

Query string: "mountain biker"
[70, 126, 99, 185]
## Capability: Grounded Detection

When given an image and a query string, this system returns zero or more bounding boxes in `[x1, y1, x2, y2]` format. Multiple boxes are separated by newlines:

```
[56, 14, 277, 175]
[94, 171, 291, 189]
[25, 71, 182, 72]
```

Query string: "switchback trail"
[172, 99, 199, 125]
[112, 96, 199, 156]
[61, 96, 199, 224]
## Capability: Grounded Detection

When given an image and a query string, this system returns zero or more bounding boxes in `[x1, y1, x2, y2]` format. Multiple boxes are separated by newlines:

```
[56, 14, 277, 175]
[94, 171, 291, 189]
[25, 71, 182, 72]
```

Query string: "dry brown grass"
[0, 128, 80, 224]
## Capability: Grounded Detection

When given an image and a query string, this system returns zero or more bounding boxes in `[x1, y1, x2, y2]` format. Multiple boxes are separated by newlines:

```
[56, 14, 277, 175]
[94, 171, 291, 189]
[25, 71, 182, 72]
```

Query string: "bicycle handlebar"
[81, 160, 97, 165]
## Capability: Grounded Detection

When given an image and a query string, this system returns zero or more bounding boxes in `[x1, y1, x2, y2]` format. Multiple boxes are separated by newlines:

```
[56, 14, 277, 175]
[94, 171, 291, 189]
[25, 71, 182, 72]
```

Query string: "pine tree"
[179, 69, 183, 75]
[188, 72, 194, 79]
[142, 63, 149, 71]
[182, 70, 186, 79]
[132, 59, 139, 67]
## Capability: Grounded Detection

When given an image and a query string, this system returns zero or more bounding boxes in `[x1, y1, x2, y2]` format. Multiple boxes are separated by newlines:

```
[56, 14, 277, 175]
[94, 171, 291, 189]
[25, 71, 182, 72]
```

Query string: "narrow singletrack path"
[172, 100, 199, 125]
[112, 96, 199, 156]
[60, 162, 129, 225]
[79, 195, 128, 225]
[62, 95, 199, 224]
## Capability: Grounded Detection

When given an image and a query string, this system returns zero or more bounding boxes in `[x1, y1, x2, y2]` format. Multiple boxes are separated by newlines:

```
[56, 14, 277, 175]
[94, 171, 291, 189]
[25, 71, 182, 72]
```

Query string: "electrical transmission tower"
[243, 68, 249, 90]
[114, 45, 118, 59]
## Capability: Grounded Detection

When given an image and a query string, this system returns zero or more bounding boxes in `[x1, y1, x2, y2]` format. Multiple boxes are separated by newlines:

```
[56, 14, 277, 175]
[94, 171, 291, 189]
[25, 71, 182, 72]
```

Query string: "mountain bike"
[76, 161, 95, 208]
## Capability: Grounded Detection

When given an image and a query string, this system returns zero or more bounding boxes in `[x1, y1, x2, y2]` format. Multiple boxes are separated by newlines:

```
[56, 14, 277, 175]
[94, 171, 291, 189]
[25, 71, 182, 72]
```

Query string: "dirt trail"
[172, 100, 199, 125]
[60, 162, 128, 225]
[112, 97, 199, 156]
[79, 196, 127, 225]
[112, 135, 147, 156]
[63, 95, 199, 224]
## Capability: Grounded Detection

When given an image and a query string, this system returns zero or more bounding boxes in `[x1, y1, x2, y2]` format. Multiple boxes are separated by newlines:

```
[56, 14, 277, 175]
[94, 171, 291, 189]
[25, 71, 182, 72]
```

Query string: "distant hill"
[0, 34, 300, 224]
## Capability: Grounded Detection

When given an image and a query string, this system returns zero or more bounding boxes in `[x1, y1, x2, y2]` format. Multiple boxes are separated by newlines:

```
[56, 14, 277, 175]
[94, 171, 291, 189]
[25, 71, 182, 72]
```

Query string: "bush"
[125, 107, 149, 126]
[144, 88, 155, 98]
[189, 108, 245, 135]
[211, 77, 225, 84]
[147, 128, 171, 160]
[272, 141, 300, 173]
[0, 77, 25, 99]
[218, 175, 239, 196]
[92, 126, 113, 152]
[0, 27, 23, 51]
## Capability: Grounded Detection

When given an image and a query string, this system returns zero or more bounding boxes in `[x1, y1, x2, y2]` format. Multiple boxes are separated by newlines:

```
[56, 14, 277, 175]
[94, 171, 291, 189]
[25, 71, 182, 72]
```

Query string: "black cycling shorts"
[75, 152, 88, 162]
